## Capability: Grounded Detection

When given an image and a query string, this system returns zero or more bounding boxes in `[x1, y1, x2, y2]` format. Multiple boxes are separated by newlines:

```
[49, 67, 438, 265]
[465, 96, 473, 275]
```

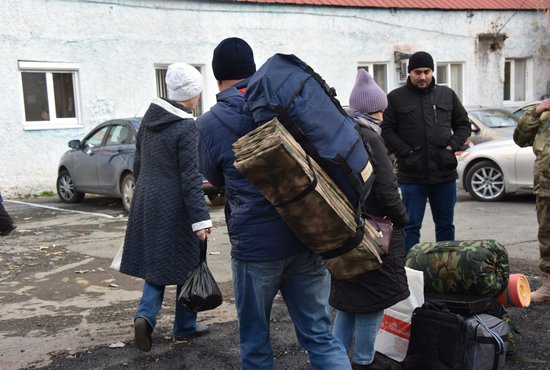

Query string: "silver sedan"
[456, 139, 535, 201]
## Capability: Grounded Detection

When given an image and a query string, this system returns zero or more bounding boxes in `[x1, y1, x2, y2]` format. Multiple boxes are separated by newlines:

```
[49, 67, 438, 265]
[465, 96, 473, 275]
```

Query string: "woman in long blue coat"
[120, 63, 213, 352]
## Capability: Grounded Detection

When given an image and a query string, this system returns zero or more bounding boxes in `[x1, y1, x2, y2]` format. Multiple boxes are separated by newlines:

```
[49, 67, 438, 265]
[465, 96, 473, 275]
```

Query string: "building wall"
[1, 0, 548, 195]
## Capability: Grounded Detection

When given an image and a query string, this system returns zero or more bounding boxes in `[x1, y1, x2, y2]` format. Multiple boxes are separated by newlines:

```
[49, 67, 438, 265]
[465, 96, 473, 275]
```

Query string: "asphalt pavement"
[0, 192, 548, 369]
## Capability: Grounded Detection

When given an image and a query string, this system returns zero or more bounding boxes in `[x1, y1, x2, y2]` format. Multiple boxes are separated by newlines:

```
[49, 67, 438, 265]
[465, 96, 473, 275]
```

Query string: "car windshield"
[513, 103, 538, 118]
[470, 110, 518, 128]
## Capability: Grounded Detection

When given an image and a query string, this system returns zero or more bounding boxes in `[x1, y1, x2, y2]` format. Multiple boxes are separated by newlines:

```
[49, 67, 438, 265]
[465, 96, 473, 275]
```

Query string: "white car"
[456, 139, 535, 201]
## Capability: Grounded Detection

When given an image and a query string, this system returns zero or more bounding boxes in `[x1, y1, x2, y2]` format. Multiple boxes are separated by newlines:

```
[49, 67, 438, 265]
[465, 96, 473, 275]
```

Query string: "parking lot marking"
[5, 200, 115, 219]
[33, 257, 96, 279]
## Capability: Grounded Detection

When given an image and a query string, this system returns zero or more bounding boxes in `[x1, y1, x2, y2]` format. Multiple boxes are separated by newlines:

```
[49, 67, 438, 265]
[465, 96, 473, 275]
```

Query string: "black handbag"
[178, 239, 223, 312]
[365, 214, 393, 255]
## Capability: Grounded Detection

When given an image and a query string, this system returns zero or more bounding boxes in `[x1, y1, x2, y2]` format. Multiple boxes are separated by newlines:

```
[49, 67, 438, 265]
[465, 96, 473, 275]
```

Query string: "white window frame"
[504, 59, 527, 103]
[436, 62, 464, 101]
[357, 63, 389, 93]
[19, 61, 82, 130]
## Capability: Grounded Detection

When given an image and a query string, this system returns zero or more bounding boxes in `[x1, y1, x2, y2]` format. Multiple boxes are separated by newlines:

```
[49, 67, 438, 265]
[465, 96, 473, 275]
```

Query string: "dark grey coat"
[120, 98, 211, 285]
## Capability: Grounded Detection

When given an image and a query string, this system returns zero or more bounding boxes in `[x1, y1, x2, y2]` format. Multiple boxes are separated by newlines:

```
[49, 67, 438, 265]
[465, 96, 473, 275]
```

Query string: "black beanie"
[212, 37, 256, 81]
[408, 51, 434, 72]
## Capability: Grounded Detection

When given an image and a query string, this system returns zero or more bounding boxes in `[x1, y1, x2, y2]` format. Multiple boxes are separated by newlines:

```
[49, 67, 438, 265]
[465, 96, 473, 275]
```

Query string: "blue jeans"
[135, 281, 199, 338]
[333, 310, 384, 365]
[232, 250, 351, 370]
[400, 181, 457, 252]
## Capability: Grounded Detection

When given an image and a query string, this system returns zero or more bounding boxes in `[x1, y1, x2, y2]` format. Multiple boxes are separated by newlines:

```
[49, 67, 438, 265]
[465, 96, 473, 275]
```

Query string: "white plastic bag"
[110, 243, 124, 271]
[374, 267, 424, 362]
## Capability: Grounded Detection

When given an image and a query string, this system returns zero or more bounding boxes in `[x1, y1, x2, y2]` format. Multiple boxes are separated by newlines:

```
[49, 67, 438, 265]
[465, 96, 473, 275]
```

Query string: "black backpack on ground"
[402, 301, 468, 370]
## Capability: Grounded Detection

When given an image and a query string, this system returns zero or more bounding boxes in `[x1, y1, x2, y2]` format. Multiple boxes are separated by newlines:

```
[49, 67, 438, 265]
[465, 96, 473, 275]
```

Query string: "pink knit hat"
[349, 69, 388, 114]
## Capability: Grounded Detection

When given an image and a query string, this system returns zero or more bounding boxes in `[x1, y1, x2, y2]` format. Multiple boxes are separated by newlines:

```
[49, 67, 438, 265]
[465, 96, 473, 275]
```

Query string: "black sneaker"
[134, 317, 152, 352]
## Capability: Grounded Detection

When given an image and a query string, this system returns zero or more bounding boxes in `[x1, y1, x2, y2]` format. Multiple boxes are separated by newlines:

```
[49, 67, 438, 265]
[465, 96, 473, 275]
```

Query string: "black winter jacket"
[381, 78, 470, 184]
[330, 114, 410, 313]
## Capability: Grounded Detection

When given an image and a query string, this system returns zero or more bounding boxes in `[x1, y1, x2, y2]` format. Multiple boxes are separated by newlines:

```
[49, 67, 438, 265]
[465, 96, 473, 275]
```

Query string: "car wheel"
[121, 173, 135, 212]
[56, 169, 85, 203]
[207, 194, 226, 206]
[465, 160, 506, 202]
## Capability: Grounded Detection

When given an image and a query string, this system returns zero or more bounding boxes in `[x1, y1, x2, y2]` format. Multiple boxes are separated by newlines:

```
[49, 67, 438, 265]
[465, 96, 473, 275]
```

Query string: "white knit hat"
[165, 63, 203, 101]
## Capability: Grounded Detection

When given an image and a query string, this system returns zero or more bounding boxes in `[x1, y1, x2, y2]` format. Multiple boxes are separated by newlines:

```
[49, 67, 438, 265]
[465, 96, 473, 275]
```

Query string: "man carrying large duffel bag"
[196, 37, 351, 370]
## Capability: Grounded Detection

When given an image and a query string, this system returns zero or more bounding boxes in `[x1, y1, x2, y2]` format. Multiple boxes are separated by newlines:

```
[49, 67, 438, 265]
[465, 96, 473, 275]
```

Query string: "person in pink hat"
[330, 69, 409, 370]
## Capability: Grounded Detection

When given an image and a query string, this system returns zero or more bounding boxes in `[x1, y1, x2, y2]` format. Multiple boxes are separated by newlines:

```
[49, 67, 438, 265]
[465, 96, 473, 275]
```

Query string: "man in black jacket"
[381, 51, 470, 252]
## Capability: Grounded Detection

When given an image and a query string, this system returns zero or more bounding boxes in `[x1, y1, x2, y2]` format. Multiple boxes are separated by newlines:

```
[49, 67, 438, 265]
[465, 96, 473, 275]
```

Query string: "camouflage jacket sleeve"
[513, 110, 541, 147]
[514, 111, 550, 197]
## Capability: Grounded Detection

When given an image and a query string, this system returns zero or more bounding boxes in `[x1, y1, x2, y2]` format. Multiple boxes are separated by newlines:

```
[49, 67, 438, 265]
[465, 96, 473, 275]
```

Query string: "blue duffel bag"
[245, 53, 374, 208]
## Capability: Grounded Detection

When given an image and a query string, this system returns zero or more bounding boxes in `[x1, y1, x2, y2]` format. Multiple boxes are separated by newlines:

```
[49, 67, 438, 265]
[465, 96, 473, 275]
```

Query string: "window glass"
[469, 110, 517, 128]
[105, 125, 130, 146]
[21, 72, 49, 121]
[514, 59, 526, 101]
[436, 63, 463, 101]
[504, 59, 526, 102]
[53, 73, 76, 118]
[129, 129, 137, 144]
[85, 126, 109, 148]
[372, 64, 387, 92]
[437, 65, 448, 85]
[504, 61, 511, 100]
[450, 64, 463, 101]
[156, 68, 168, 98]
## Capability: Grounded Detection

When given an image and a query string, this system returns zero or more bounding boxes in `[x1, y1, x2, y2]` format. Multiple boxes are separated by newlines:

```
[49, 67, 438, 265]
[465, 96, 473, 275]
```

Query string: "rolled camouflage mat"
[405, 240, 510, 297]
[233, 117, 382, 279]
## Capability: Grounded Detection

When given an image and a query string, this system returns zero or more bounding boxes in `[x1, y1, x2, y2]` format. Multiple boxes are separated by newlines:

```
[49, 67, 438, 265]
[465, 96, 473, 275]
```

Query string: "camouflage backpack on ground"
[405, 240, 510, 297]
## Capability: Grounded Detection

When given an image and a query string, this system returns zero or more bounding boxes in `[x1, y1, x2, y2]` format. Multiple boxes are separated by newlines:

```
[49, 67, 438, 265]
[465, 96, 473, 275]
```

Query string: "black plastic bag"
[178, 239, 223, 312]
